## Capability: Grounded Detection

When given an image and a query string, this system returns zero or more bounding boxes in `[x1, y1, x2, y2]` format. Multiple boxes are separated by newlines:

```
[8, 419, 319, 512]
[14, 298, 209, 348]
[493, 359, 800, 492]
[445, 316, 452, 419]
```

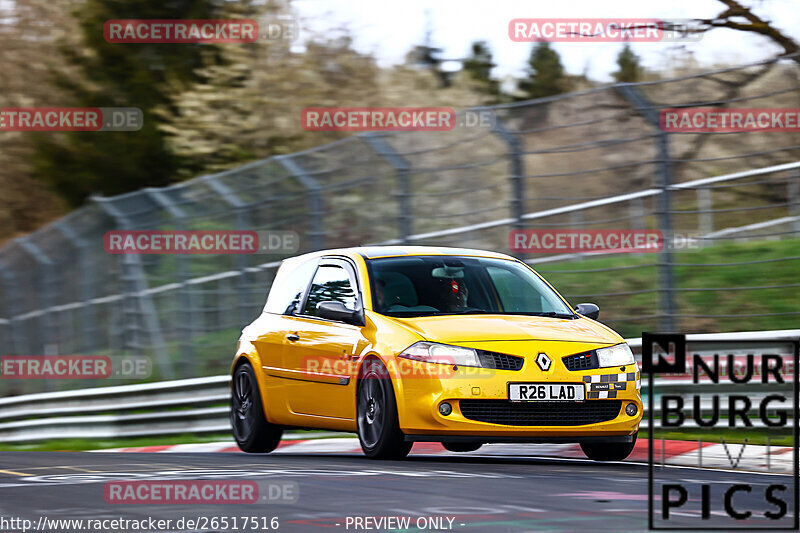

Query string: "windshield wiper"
[501, 311, 578, 319]
[387, 310, 577, 319]
[386, 312, 443, 317]
[529, 311, 577, 319]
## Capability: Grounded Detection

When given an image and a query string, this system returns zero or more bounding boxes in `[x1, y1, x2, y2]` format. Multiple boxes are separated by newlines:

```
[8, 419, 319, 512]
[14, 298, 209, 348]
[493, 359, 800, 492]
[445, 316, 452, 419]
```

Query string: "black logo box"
[643, 332, 799, 530]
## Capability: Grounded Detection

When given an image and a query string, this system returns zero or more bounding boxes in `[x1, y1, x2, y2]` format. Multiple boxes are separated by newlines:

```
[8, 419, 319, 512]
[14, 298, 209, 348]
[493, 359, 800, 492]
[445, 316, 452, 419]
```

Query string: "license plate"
[508, 382, 585, 402]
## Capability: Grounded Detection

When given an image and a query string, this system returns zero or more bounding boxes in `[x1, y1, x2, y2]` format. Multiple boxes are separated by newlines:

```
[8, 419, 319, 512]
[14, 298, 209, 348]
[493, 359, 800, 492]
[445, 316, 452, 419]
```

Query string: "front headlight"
[398, 341, 481, 367]
[596, 343, 635, 368]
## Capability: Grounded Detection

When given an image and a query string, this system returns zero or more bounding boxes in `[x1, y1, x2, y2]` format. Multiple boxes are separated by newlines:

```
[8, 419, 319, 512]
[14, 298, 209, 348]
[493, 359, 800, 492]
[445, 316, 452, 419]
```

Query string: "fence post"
[697, 188, 713, 242]
[205, 174, 253, 326]
[571, 210, 585, 262]
[789, 176, 800, 234]
[362, 133, 412, 243]
[144, 188, 194, 377]
[14, 238, 56, 354]
[13, 238, 57, 390]
[766, 436, 770, 471]
[491, 114, 526, 258]
[0, 262, 10, 353]
[0, 260, 23, 356]
[630, 197, 646, 229]
[53, 220, 94, 353]
[276, 155, 325, 251]
[92, 195, 174, 379]
[616, 84, 677, 333]
[698, 437, 703, 468]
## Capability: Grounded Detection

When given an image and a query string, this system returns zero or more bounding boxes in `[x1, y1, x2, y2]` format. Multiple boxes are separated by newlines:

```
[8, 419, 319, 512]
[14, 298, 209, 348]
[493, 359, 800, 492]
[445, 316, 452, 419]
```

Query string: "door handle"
[286, 334, 300, 342]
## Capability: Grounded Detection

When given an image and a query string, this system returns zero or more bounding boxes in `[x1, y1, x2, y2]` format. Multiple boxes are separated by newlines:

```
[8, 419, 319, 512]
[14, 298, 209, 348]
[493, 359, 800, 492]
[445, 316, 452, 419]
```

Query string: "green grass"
[0, 433, 235, 452]
[0, 429, 342, 451]
[653, 429, 793, 446]
[160, 327, 241, 379]
[539, 237, 800, 338]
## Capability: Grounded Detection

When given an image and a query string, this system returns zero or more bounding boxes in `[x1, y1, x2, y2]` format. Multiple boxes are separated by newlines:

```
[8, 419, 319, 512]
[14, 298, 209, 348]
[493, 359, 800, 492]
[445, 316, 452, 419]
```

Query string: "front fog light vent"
[439, 402, 452, 416]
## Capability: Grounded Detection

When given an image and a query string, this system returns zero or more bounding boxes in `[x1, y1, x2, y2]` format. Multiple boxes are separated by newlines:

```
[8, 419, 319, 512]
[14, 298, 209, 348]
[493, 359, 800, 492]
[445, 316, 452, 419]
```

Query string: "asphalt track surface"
[0, 450, 796, 532]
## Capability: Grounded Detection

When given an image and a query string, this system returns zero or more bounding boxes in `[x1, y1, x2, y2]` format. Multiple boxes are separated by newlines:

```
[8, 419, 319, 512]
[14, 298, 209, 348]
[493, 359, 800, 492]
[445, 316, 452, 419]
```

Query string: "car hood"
[388, 314, 622, 346]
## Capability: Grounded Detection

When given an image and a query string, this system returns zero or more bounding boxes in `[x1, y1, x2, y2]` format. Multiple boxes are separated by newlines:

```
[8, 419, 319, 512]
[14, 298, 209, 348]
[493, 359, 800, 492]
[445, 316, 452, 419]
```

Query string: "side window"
[263, 258, 318, 315]
[302, 264, 357, 317]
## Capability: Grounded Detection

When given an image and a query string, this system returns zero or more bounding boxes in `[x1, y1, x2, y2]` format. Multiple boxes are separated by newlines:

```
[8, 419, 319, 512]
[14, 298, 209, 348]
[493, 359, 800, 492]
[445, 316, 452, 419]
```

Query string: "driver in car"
[374, 278, 386, 311]
[437, 277, 469, 312]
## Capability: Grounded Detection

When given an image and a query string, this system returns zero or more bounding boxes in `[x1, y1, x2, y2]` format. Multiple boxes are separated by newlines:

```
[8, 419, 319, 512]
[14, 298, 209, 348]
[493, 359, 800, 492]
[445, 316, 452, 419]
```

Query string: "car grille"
[477, 350, 524, 371]
[459, 399, 621, 426]
[562, 350, 599, 371]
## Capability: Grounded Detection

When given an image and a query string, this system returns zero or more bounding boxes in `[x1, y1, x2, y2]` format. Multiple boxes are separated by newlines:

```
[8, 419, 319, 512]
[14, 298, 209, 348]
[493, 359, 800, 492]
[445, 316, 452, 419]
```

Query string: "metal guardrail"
[0, 376, 231, 442]
[0, 330, 796, 443]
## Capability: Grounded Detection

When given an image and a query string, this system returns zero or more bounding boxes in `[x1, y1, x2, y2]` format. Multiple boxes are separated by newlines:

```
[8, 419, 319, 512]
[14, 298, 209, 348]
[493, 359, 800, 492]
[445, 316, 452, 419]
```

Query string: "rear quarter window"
[263, 257, 318, 314]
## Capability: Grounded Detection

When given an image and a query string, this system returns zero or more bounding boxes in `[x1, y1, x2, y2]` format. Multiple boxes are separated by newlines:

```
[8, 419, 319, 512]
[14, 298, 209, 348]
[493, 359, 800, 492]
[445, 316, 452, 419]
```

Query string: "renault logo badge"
[536, 352, 552, 371]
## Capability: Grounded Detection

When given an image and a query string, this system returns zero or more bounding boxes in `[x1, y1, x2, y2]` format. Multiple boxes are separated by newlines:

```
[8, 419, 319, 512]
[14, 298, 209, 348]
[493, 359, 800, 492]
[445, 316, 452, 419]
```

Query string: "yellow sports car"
[230, 246, 642, 460]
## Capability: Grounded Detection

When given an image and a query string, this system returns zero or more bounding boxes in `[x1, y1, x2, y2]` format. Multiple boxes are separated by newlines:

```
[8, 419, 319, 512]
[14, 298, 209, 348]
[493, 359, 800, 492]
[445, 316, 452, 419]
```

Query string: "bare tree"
[695, 0, 799, 63]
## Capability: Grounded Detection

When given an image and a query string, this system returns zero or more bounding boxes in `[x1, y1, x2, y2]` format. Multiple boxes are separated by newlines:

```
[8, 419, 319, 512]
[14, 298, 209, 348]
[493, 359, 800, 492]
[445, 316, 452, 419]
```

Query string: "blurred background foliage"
[1, 0, 797, 250]
[0, 0, 647, 243]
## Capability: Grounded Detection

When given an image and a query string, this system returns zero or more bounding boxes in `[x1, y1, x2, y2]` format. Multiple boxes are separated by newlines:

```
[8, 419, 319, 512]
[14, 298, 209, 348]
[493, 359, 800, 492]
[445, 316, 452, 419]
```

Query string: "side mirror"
[317, 300, 362, 325]
[575, 302, 600, 320]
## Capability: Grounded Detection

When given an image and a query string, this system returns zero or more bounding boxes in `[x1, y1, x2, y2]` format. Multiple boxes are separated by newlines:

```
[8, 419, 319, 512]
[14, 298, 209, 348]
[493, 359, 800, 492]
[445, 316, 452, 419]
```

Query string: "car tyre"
[580, 432, 637, 461]
[231, 361, 283, 453]
[442, 442, 483, 453]
[357, 359, 412, 459]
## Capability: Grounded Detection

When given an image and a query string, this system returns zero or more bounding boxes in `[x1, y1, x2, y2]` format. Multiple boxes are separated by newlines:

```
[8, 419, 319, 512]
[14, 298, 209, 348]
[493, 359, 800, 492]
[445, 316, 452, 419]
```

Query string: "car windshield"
[367, 255, 575, 318]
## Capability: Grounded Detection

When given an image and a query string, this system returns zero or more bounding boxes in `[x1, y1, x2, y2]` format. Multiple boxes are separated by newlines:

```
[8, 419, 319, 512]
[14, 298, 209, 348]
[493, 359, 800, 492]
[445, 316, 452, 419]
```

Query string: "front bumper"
[405, 434, 637, 444]
[390, 354, 642, 438]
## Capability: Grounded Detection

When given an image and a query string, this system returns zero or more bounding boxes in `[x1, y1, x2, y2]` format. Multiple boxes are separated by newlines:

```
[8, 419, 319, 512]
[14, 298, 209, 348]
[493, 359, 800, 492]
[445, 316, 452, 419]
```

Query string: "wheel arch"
[355, 352, 408, 427]
[231, 343, 276, 424]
